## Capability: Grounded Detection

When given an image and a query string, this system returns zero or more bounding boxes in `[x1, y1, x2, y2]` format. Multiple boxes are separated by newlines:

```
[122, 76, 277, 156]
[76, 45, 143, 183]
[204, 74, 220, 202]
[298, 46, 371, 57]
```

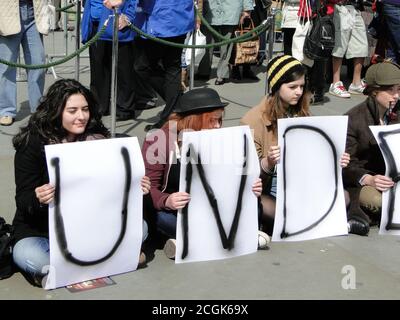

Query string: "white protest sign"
[273, 116, 348, 241]
[370, 124, 400, 235]
[44, 137, 144, 289]
[176, 126, 260, 263]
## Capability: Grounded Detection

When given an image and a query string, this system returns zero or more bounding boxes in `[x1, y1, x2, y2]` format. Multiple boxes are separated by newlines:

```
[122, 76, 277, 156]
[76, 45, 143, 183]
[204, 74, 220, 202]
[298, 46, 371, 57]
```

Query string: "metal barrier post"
[110, 8, 119, 138]
[74, 0, 81, 81]
[189, 29, 196, 90]
[265, 9, 275, 95]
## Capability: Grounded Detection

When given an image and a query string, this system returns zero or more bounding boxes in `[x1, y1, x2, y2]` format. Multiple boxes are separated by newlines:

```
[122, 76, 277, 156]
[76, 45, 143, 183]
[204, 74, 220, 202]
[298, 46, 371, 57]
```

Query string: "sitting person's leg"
[359, 186, 382, 215]
[13, 237, 49, 286]
[359, 186, 382, 225]
[156, 211, 177, 239]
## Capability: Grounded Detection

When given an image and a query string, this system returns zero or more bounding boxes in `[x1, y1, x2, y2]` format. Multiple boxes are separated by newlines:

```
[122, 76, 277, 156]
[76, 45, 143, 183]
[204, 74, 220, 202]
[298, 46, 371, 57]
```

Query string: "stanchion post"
[110, 8, 119, 138]
[265, 10, 275, 95]
[189, 29, 196, 90]
[75, 0, 81, 81]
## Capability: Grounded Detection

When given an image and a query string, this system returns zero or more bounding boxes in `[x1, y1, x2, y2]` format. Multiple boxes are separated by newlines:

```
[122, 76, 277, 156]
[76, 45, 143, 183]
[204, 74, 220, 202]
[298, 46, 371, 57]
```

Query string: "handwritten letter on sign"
[273, 116, 348, 241]
[370, 124, 400, 235]
[44, 137, 144, 289]
[176, 126, 260, 263]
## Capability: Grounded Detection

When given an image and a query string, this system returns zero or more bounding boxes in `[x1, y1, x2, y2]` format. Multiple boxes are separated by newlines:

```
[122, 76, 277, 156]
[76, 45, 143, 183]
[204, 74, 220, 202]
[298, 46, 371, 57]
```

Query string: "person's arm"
[342, 117, 375, 187]
[14, 137, 50, 217]
[142, 131, 173, 211]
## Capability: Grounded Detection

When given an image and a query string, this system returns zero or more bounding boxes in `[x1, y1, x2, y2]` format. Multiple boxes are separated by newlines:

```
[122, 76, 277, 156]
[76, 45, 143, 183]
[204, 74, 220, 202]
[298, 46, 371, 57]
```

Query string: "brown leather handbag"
[232, 18, 260, 65]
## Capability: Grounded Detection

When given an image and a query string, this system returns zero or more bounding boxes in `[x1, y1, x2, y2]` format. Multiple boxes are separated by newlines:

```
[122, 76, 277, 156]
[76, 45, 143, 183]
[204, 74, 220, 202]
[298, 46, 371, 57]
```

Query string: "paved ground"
[1, 32, 400, 300]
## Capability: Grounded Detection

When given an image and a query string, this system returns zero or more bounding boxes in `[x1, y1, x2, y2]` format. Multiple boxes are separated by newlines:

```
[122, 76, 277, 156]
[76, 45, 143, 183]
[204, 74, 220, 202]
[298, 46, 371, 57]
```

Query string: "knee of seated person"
[360, 186, 382, 214]
[12, 237, 50, 277]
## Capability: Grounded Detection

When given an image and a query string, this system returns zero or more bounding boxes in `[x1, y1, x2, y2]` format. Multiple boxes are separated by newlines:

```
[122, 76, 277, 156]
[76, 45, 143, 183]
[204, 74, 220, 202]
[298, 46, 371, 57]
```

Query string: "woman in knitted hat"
[142, 87, 267, 259]
[343, 61, 400, 236]
[241, 55, 350, 235]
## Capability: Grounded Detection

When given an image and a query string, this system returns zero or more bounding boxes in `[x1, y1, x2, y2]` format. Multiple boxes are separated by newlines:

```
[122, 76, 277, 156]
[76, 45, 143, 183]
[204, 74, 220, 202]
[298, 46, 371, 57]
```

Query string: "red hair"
[165, 108, 224, 133]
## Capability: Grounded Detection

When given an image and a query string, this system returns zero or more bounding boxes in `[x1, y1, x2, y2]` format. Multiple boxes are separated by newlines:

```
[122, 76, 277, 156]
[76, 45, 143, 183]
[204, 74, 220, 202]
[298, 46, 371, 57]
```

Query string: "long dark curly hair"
[13, 79, 110, 150]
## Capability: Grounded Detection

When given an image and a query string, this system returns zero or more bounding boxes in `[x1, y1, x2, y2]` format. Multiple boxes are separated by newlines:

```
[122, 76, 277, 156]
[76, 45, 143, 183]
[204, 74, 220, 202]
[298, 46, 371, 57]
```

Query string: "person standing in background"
[0, 0, 51, 126]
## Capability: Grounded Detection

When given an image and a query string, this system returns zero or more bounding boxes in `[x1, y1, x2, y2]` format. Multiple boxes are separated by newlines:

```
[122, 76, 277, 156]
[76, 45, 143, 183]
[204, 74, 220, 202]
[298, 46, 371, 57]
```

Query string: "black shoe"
[231, 66, 242, 81]
[215, 78, 225, 85]
[348, 219, 370, 236]
[242, 70, 259, 81]
[145, 122, 163, 131]
[194, 74, 210, 81]
[311, 93, 325, 105]
[116, 113, 134, 121]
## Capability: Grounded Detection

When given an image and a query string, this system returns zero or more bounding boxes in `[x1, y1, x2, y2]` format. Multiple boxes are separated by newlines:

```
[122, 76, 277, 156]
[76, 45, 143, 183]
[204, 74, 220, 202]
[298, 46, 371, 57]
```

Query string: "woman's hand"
[266, 145, 280, 169]
[141, 176, 151, 195]
[165, 192, 191, 210]
[118, 14, 129, 30]
[362, 174, 394, 192]
[252, 178, 262, 197]
[35, 184, 55, 204]
[340, 152, 350, 168]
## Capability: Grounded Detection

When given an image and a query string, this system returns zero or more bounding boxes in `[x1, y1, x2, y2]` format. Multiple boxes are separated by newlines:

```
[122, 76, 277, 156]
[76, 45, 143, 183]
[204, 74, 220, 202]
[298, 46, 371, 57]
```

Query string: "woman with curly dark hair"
[11, 79, 150, 286]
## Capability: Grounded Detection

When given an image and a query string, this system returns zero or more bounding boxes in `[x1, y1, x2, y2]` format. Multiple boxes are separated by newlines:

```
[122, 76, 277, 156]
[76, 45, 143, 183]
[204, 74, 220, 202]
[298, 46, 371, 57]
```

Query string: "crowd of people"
[0, 0, 399, 288]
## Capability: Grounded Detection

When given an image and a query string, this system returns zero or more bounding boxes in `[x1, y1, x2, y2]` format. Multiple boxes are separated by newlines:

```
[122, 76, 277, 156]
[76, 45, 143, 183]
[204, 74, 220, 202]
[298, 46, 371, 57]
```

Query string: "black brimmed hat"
[174, 88, 229, 114]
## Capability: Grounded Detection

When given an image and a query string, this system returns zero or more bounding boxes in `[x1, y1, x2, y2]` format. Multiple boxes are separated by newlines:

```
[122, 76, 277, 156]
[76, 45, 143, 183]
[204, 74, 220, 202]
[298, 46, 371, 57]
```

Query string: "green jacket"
[203, 0, 254, 25]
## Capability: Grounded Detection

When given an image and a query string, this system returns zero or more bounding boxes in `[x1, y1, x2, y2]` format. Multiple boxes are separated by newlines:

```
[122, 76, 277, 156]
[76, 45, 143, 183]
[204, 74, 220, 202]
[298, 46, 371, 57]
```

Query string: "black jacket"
[12, 135, 49, 243]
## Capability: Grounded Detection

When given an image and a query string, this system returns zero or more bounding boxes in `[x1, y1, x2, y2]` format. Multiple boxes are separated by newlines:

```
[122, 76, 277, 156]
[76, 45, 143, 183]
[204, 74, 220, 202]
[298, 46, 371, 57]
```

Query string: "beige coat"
[240, 96, 278, 162]
[0, 0, 51, 36]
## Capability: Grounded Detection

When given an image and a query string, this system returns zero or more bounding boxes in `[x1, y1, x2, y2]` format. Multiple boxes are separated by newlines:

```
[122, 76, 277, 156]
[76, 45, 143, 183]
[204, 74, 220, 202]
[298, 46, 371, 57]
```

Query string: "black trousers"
[89, 39, 136, 117]
[134, 35, 185, 121]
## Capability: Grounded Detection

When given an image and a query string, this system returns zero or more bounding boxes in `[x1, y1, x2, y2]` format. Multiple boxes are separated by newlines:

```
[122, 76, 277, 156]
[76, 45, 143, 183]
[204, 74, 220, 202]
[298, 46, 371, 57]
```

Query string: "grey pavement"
[1, 32, 399, 300]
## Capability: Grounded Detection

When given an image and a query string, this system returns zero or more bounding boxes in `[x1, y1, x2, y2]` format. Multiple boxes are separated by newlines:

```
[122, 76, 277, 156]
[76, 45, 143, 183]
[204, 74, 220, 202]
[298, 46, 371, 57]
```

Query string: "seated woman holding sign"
[343, 62, 400, 236]
[241, 55, 350, 236]
[11, 79, 151, 287]
[142, 88, 267, 259]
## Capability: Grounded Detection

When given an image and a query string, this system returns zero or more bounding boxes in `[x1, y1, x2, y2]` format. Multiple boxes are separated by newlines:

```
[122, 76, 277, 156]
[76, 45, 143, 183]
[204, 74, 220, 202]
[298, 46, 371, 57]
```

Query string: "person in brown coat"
[343, 61, 400, 235]
[241, 55, 350, 235]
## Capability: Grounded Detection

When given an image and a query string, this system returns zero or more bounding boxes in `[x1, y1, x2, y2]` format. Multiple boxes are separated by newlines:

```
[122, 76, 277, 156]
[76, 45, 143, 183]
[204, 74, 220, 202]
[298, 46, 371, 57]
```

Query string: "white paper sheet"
[273, 116, 348, 241]
[44, 137, 144, 289]
[176, 126, 260, 263]
[370, 124, 400, 235]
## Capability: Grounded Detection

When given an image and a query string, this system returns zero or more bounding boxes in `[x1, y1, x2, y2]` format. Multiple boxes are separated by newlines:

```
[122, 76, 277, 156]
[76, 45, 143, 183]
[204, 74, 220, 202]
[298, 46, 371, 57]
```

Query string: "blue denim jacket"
[135, 0, 194, 38]
[81, 0, 137, 43]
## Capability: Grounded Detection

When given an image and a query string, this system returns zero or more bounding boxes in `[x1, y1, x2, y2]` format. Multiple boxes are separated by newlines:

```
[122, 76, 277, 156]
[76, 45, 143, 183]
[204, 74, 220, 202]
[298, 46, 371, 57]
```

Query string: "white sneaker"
[348, 81, 366, 94]
[163, 239, 176, 259]
[257, 230, 271, 249]
[329, 81, 351, 98]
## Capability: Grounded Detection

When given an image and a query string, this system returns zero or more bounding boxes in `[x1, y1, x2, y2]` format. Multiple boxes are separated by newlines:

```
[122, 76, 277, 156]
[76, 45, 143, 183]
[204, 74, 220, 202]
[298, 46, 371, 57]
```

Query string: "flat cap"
[365, 62, 400, 87]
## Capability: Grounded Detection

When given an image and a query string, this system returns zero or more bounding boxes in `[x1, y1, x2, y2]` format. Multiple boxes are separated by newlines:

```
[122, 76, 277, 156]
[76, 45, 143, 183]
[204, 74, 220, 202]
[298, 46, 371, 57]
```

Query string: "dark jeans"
[156, 211, 177, 239]
[89, 39, 135, 117]
[383, 3, 400, 64]
[307, 59, 326, 95]
[134, 35, 185, 121]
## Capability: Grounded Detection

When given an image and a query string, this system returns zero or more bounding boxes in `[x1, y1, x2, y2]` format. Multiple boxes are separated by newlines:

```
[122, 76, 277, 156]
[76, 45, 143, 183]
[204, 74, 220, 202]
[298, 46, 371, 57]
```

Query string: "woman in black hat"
[241, 55, 350, 235]
[142, 87, 266, 259]
[343, 61, 400, 236]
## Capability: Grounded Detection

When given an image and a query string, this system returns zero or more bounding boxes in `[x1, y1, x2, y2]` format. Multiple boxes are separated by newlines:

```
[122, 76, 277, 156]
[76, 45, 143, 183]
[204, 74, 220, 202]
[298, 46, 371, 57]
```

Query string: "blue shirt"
[82, 0, 137, 43]
[135, 0, 194, 38]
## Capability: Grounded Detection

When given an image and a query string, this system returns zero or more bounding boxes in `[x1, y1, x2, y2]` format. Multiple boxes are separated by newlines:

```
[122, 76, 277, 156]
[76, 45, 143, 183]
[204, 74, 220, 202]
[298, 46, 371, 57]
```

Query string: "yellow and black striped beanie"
[267, 55, 304, 94]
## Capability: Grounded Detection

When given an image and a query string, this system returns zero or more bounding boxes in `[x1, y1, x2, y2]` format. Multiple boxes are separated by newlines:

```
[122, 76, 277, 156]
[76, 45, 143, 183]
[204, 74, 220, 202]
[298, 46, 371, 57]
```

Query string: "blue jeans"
[383, 3, 400, 65]
[0, 0, 45, 117]
[156, 211, 177, 239]
[13, 237, 50, 281]
[13, 221, 149, 282]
